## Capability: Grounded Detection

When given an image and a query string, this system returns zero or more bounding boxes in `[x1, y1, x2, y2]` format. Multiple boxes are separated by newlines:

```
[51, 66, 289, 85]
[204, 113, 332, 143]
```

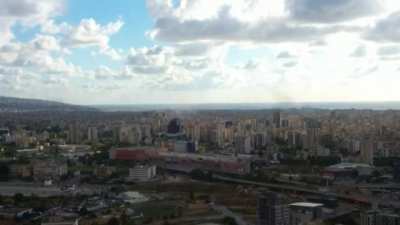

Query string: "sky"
[1, 0, 400, 105]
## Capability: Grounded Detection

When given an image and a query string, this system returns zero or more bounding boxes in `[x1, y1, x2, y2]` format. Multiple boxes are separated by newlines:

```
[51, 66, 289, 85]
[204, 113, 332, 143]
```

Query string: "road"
[211, 204, 250, 225]
[167, 215, 224, 225]
[0, 182, 99, 197]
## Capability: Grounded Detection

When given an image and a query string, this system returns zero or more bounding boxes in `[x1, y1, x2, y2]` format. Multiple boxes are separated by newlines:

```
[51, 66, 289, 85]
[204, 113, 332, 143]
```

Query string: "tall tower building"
[68, 122, 82, 144]
[360, 210, 378, 225]
[303, 118, 321, 156]
[257, 191, 289, 225]
[87, 126, 98, 143]
[361, 140, 375, 165]
[216, 123, 225, 148]
[273, 111, 281, 129]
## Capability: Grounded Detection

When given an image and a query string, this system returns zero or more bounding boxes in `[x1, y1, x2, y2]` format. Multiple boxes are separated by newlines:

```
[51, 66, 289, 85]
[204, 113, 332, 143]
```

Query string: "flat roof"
[289, 202, 323, 208]
[327, 163, 373, 169]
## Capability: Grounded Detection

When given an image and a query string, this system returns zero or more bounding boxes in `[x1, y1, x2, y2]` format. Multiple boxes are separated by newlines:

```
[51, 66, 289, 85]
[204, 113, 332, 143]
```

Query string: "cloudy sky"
[1, 0, 400, 105]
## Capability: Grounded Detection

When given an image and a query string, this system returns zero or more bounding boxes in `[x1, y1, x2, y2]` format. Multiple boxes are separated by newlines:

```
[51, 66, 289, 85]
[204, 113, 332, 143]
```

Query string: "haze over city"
[1, 0, 400, 104]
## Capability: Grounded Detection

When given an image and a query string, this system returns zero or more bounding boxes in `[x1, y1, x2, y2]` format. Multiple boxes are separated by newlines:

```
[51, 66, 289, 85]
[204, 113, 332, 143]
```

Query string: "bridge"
[212, 174, 374, 205]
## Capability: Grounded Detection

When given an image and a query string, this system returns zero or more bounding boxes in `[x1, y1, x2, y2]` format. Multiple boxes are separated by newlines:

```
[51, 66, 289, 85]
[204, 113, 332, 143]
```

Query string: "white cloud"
[4, 0, 400, 103]
[366, 11, 400, 42]
[148, 2, 347, 44]
[242, 60, 259, 70]
[127, 46, 171, 74]
[61, 18, 124, 50]
[282, 61, 297, 68]
[0, 0, 63, 46]
[277, 51, 296, 59]
[0, 39, 81, 90]
[350, 45, 367, 57]
[377, 45, 400, 56]
[31, 35, 61, 51]
[286, 0, 382, 23]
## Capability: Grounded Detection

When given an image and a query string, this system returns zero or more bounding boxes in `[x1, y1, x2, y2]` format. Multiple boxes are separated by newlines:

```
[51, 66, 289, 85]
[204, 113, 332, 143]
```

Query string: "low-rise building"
[289, 202, 323, 225]
[41, 220, 79, 225]
[32, 160, 68, 181]
[10, 164, 32, 178]
[94, 165, 116, 178]
[109, 147, 163, 161]
[128, 165, 156, 182]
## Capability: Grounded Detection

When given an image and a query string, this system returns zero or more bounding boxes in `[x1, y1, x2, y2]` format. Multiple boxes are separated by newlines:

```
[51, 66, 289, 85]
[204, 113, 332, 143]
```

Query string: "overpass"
[212, 174, 372, 205]
[162, 165, 400, 208]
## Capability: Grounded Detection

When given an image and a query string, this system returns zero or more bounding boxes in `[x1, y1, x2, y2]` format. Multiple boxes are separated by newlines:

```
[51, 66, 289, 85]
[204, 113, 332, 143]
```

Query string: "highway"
[161, 165, 400, 208]
[212, 175, 374, 205]
[0, 182, 98, 197]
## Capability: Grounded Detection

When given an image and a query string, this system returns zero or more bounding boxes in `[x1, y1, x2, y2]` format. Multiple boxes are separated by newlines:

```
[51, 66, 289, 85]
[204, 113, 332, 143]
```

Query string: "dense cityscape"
[0, 99, 400, 225]
[2, 0, 400, 224]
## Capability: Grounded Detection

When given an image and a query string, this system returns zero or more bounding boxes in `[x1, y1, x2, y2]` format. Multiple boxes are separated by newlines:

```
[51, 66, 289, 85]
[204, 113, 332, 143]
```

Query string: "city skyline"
[3, 1, 400, 224]
[1, 0, 400, 104]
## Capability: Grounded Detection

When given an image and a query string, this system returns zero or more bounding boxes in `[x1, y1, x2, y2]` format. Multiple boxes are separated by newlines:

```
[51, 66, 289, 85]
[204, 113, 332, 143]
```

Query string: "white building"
[119, 125, 142, 145]
[174, 140, 188, 152]
[128, 165, 156, 181]
[289, 202, 323, 225]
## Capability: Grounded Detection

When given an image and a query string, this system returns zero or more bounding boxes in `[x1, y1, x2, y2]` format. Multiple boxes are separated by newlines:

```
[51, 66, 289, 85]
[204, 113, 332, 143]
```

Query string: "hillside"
[0, 96, 97, 112]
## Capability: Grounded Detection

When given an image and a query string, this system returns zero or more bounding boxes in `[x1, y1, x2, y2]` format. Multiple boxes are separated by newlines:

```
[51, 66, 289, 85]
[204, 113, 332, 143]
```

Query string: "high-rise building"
[216, 123, 225, 148]
[234, 135, 253, 154]
[377, 213, 400, 225]
[273, 111, 281, 129]
[301, 119, 321, 156]
[257, 191, 289, 225]
[224, 121, 234, 144]
[167, 118, 183, 134]
[361, 209, 400, 225]
[119, 125, 142, 145]
[87, 126, 98, 143]
[281, 119, 289, 128]
[361, 140, 375, 165]
[0, 128, 9, 144]
[253, 133, 267, 149]
[393, 161, 400, 182]
[68, 122, 82, 144]
[361, 210, 378, 225]
[185, 123, 201, 142]
[287, 131, 302, 148]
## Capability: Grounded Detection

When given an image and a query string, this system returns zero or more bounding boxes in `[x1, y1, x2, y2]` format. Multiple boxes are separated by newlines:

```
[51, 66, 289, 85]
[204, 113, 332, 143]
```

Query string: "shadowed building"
[257, 191, 289, 225]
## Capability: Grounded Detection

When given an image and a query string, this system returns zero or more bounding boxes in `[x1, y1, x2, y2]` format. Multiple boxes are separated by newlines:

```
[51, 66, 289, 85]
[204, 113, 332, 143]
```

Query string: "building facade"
[257, 191, 289, 225]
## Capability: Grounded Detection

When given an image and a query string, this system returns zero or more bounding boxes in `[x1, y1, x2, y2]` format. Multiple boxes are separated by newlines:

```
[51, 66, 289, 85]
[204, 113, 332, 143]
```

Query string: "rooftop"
[289, 202, 323, 208]
[327, 162, 374, 170]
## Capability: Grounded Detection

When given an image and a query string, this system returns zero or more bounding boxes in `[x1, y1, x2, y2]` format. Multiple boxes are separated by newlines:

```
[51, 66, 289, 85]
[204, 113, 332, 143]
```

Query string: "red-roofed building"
[109, 147, 164, 161]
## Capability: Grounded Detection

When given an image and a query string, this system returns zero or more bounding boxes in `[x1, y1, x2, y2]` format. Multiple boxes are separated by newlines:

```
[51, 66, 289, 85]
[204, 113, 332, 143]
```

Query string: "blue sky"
[58, 0, 153, 71]
[64, 0, 152, 48]
[1, 0, 400, 104]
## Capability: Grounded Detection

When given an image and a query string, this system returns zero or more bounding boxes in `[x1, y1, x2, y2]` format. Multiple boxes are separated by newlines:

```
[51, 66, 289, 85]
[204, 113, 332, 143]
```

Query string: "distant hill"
[0, 96, 97, 112]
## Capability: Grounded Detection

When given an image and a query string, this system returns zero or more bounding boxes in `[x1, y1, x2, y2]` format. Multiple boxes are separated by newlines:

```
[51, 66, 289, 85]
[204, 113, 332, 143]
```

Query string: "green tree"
[3, 148, 16, 158]
[0, 164, 10, 181]
[222, 216, 238, 225]
[107, 217, 120, 225]
[144, 217, 153, 224]
[13, 193, 24, 205]
[120, 211, 128, 225]
[189, 191, 195, 201]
